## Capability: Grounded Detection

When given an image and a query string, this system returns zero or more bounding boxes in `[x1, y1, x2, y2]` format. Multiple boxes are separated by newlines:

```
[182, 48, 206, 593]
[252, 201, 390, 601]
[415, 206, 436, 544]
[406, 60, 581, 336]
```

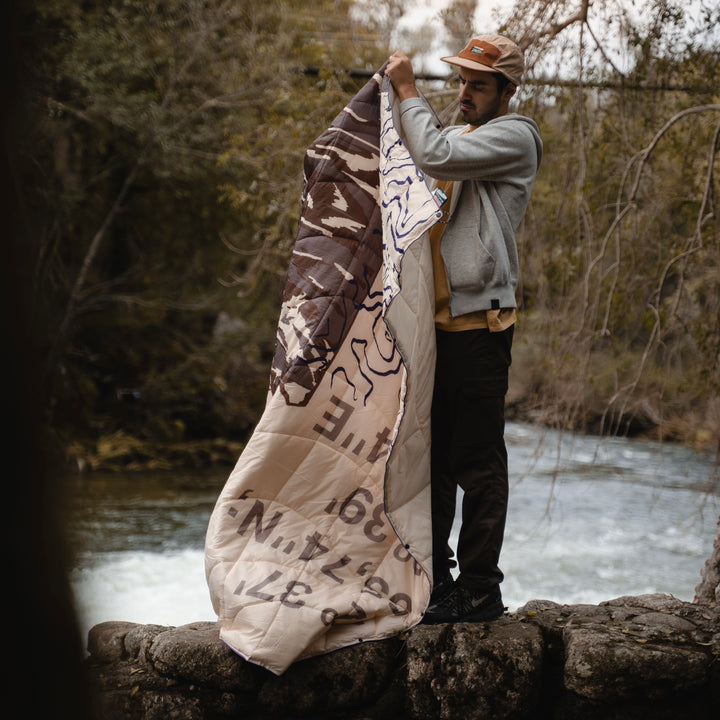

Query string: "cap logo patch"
[457, 40, 500, 68]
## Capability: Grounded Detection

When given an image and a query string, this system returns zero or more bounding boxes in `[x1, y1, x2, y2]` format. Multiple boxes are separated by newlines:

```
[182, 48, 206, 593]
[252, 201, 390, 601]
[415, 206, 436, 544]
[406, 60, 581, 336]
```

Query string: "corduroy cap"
[441, 35, 524, 86]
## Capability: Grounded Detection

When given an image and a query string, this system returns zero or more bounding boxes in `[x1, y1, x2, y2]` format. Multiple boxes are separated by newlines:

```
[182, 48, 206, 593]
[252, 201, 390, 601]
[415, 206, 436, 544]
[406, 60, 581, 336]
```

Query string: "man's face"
[456, 68, 510, 128]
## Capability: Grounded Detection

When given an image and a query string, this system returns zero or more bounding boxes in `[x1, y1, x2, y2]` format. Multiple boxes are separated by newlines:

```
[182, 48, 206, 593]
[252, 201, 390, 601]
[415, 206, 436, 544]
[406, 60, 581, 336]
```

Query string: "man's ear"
[503, 83, 517, 102]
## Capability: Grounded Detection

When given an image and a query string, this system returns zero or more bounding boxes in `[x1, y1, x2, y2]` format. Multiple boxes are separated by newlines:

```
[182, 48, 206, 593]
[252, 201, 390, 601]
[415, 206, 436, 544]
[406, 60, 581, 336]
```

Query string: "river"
[65, 422, 719, 643]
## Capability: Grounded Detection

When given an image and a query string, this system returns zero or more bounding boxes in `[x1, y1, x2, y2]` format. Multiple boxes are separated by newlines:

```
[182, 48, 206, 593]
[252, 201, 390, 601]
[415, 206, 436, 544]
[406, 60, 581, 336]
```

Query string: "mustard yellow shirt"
[429, 177, 516, 332]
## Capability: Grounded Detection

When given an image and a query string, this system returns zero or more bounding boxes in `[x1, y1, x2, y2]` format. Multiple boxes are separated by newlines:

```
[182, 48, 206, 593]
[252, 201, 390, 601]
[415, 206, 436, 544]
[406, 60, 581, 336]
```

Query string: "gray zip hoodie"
[397, 97, 543, 316]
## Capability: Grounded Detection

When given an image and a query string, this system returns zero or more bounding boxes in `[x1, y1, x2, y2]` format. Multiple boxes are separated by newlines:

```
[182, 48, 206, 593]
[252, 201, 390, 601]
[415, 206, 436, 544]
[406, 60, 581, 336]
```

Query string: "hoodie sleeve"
[398, 97, 541, 183]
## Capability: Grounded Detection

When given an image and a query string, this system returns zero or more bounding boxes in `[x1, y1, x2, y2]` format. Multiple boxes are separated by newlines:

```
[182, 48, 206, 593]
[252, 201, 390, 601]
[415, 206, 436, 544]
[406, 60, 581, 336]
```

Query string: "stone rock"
[84, 595, 720, 720]
[124, 623, 172, 662]
[87, 621, 141, 662]
[256, 637, 403, 716]
[147, 621, 263, 693]
[405, 619, 543, 720]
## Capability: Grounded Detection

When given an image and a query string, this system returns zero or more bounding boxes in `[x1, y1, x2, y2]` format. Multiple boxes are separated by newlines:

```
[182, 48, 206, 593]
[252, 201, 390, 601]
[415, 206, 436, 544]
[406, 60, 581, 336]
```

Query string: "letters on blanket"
[204, 67, 442, 675]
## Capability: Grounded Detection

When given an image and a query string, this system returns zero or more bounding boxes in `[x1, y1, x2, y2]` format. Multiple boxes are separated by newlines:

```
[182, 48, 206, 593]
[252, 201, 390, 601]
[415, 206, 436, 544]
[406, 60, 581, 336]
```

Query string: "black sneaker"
[422, 584, 505, 624]
[428, 573, 455, 608]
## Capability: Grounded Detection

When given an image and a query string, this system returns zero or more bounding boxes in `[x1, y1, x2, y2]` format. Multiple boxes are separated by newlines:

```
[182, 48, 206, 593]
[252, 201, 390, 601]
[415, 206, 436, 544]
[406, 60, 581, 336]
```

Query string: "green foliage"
[216, 2, 387, 303]
[494, 0, 720, 444]
[14, 0, 720, 467]
[15, 0, 392, 465]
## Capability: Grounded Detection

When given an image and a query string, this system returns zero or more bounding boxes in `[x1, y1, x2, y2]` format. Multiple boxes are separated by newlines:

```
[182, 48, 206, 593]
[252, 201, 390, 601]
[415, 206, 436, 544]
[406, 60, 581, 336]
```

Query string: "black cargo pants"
[430, 325, 513, 592]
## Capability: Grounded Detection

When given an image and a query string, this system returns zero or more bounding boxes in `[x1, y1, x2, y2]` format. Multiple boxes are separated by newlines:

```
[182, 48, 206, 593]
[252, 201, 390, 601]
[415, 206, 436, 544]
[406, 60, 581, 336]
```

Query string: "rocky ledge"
[85, 594, 719, 720]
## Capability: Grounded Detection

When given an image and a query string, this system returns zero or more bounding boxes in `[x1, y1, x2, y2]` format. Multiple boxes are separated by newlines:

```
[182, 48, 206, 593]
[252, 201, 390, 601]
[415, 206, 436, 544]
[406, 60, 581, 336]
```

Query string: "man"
[386, 35, 542, 623]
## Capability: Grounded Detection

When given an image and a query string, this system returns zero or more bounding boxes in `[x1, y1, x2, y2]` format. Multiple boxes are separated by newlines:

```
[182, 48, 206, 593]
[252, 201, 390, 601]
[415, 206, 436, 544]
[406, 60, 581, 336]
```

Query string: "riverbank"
[505, 337, 720, 455]
[65, 401, 718, 474]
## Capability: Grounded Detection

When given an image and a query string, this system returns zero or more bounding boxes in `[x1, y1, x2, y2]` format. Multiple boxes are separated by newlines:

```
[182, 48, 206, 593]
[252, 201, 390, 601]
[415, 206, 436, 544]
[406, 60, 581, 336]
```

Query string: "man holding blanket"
[386, 35, 543, 624]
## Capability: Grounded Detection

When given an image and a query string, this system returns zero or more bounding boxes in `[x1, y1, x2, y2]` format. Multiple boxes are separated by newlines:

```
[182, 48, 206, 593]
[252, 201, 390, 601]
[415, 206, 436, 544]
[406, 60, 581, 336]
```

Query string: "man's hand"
[386, 51, 420, 101]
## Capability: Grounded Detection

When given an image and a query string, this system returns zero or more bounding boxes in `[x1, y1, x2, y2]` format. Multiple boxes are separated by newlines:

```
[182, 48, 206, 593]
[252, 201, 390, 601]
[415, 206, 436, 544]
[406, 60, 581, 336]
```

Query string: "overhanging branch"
[297, 66, 696, 92]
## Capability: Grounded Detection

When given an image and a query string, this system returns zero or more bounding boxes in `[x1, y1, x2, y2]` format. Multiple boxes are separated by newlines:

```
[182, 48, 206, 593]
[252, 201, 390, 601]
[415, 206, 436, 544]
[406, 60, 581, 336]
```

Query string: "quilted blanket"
[204, 68, 442, 675]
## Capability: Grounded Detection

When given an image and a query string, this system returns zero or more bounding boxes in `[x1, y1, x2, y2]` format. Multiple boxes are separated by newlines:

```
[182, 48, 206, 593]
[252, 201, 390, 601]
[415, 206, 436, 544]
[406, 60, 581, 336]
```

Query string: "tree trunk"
[695, 515, 720, 604]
